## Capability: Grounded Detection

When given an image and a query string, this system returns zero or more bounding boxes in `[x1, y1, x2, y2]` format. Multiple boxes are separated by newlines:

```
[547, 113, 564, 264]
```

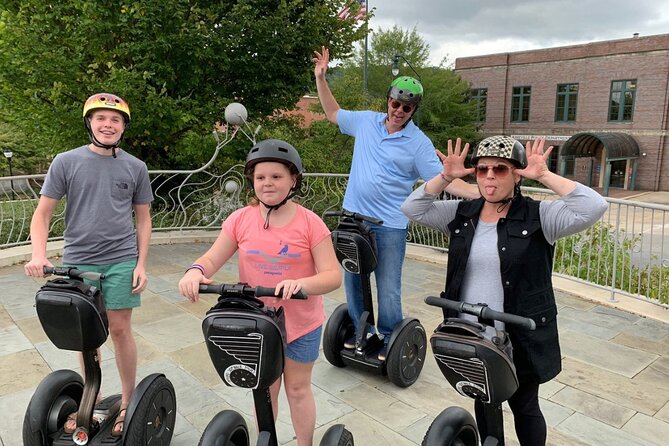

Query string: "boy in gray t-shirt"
[24, 93, 153, 437]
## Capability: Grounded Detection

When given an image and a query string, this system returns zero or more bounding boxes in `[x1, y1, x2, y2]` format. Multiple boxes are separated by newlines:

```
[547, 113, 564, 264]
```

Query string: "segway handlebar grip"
[424, 296, 536, 331]
[323, 209, 383, 226]
[255, 286, 308, 300]
[43, 266, 105, 281]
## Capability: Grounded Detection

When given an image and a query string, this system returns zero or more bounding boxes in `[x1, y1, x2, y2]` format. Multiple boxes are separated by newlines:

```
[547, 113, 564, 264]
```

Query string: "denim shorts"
[65, 259, 140, 310]
[285, 325, 322, 363]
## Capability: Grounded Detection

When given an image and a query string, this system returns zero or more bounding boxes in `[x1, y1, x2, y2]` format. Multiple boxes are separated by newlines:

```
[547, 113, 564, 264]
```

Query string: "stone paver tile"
[145, 273, 177, 293]
[550, 386, 635, 428]
[401, 415, 433, 445]
[540, 379, 566, 399]
[0, 350, 50, 395]
[555, 291, 598, 311]
[613, 331, 669, 356]
[158, 361, 226, 417]
[33, 339, 114, 372]
[633, 359, 669, 392]
[560, 329, 657, 377]
[656, 401, 669, 423]
[0, 306, 13, 330]
[621, 317, 669, 341]
[311, 358, 364, 393]
[541, 398, 574, 427]
[168, 412, 201, 446]
[131, 292, 181, 325]
[0, 387, 33, 444]
[168, 342, 221, 388]
[313, 384, 355, 426]
[557, 313, 620, 339]
[313, 411, 416, 446]
[557, 358, 669, 415]
[622, 412, 669, 445]
[0, 325, 32, 356]
[558, 306, 631, 333]
[133, 312, 203, 353]
[556, 412, 655, 446]
[14, 316, 47, 345]
[592, 305, 643, 323]
[335, 381, 427, 431]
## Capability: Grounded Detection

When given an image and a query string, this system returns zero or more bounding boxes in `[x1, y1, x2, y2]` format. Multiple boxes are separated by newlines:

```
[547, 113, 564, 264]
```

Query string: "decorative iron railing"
[2, 130, 668, 307]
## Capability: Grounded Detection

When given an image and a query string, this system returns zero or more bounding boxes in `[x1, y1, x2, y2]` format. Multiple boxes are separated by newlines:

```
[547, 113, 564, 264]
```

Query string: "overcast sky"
[366, 0, 669, 65]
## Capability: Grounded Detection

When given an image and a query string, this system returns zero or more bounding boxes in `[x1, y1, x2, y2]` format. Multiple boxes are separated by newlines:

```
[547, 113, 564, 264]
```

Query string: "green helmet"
[387, 76, 423, 106]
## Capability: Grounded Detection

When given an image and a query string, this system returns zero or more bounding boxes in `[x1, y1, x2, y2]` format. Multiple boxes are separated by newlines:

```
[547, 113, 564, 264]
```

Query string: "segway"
[421, 296, 536, 446]
[198, 282, 353, 446]
[23, 266, 176, 446]
[322, 210, 426, 387]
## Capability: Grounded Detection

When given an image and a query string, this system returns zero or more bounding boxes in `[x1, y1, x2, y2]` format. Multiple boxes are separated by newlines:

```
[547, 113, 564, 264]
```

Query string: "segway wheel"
[198, 410, 249, 446]
[421, 406, 478, 446]
[123, 375, 176, 445]
[23, 369, 84, 446]
[320, 424, 354, 446]
[323, 303, 354, 368]
[386, 320, 427, 388]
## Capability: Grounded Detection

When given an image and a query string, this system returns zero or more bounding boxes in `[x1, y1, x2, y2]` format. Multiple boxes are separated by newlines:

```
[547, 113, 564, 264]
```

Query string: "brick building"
[454, 33, 669, 194]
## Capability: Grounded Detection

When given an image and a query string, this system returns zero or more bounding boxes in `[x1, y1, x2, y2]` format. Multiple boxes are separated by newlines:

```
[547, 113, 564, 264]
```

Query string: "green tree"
[0, 0, 364, 170]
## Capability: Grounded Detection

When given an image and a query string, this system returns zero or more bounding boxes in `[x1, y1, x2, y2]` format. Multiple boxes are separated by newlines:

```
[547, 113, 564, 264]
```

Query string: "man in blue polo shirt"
[313, 46, 479, 360]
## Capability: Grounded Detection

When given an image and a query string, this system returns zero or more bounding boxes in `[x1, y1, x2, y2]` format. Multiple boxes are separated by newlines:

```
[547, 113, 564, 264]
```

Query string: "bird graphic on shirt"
[278, 244, 289, 255]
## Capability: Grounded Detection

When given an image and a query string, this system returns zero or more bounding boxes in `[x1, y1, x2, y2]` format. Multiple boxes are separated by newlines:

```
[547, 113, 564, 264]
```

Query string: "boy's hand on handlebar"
[24, 257, 54, 278]
[274, 279, 305, 300]
[178, 269, 213, 303]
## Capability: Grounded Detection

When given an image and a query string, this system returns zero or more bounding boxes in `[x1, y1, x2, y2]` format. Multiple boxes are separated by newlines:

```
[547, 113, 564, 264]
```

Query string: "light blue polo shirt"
[338, 109, 442, 229]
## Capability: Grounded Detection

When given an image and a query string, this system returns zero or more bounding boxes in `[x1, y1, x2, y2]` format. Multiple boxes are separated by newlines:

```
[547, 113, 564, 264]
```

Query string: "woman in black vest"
[401, 136, 608, 445]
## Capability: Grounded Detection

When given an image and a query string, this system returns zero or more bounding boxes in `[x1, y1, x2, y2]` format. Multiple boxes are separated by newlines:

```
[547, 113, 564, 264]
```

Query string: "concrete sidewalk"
[1, 241, 669, 445]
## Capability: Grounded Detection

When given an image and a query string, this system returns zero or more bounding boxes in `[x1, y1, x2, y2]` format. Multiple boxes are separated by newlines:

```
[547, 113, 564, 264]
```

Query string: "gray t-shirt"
[40, 146, 154, 264]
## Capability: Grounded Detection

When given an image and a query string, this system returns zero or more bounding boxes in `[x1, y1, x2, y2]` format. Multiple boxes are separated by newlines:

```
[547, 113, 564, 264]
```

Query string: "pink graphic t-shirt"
[223, 205, 330, 343]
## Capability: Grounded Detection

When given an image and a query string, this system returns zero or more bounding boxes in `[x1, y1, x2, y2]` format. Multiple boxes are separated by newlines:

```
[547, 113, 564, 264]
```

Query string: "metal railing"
[2, 134, 668, 308]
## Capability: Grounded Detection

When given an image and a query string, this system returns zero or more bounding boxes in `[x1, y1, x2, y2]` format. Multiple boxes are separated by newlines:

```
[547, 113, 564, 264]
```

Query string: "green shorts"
[64, 259, 140, 310]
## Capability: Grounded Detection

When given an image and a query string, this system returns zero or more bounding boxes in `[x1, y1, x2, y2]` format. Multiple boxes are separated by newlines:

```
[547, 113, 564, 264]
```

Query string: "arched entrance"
[560, 132, 639, 196]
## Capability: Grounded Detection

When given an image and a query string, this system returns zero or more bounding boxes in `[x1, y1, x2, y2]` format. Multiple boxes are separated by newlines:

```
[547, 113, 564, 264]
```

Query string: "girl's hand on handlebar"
[24, 257, 54, 278]
[274, 279, 305, 300]
[178, 269, 213, 303]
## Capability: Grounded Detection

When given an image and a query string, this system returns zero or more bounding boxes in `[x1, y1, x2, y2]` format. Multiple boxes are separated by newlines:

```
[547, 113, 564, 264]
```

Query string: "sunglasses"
[389, 100, 414, 113]
[475, 164, 512, 178]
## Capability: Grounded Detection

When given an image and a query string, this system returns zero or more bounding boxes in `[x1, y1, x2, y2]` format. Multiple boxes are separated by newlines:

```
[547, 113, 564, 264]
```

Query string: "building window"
[470, 88, 487, 122]
[563, 156, 576, 176]
[511, 86, 531, 122]
[555, 84, 578, 122]
[547, 145, 560, 172]
[608, 79, 636, 122]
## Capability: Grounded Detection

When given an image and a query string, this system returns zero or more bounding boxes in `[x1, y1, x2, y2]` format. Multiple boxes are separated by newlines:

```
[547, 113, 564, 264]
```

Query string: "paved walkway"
[2, 241, 669, 446]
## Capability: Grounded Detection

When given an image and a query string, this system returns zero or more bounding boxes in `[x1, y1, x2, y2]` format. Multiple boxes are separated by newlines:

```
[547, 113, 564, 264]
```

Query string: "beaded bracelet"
[186, 263, 205, 275]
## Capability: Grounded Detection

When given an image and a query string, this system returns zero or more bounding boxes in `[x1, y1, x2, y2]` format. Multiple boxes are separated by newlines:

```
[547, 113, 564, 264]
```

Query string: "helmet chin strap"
[85, 119, 124, 158]
[478, 182, 521, 213]
[257, 182, 298, 229]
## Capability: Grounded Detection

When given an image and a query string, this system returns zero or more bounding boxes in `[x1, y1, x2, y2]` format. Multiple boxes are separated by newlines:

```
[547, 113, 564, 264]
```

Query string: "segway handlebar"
[198, 282, 307, 299]
[43, 266, 105, 281]
[425, 296, 536, 330]
[323, 209, 383, 226]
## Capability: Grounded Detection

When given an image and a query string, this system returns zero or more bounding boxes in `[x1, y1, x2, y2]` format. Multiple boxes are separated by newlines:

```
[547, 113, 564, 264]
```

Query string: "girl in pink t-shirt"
[179, 139, 341, 446]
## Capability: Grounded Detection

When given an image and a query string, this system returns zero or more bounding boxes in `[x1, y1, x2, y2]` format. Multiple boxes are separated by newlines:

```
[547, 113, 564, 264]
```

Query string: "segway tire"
[320, 424, 354, 446]
[23, 369, 83, 446]
[421, 406, 478, 446]
[198, 410, 250, 446]
[323, 303, 354, 368]
[123, 375, 176, 445]
[386, 320, 427, 387]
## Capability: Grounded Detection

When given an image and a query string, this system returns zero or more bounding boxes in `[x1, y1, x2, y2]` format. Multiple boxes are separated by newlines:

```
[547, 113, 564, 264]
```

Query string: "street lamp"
[391, 54, 422, 82]
[3, 149, 15, 200]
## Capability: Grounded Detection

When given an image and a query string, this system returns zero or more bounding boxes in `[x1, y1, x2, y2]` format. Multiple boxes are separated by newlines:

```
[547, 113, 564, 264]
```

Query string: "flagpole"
[363, 0, 369, 97]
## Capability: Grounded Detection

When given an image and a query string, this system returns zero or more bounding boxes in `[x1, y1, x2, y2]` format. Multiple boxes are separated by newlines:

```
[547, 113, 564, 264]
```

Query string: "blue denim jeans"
[344, 224, 407, 340]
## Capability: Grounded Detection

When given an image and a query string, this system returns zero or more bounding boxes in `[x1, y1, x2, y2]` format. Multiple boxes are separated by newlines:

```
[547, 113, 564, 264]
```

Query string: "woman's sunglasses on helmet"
[389, 100, 414, 113]
[475, 164, 512, 178]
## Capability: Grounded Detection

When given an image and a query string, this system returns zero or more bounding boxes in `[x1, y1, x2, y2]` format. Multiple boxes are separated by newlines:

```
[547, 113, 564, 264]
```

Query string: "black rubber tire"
[386, 320, 427, 387]
[320, 424, 354, 446]
[198, 410, 250, 446]
[323, 303, 354, 368]
[421, 407, 479, 446]
[22, 369, 84, 446]
[123, 375, 176, 445]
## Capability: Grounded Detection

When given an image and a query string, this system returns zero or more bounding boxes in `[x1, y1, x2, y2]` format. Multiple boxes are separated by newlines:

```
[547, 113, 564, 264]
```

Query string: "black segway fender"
[23, 369, 83, 445]
[123, 373, 176, 445]
[385, 318, 427, 387]
[422, 406, 478, 446]
[385, 317, 421, 348]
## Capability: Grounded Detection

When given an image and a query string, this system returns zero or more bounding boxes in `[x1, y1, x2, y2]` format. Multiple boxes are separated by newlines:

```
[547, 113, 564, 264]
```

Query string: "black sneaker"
[377, 343, 389, 361]
[343, 336, 356, 349]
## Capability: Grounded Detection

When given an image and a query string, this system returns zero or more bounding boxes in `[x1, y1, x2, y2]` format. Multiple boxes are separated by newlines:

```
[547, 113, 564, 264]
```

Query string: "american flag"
[337, 0, 367, 23]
